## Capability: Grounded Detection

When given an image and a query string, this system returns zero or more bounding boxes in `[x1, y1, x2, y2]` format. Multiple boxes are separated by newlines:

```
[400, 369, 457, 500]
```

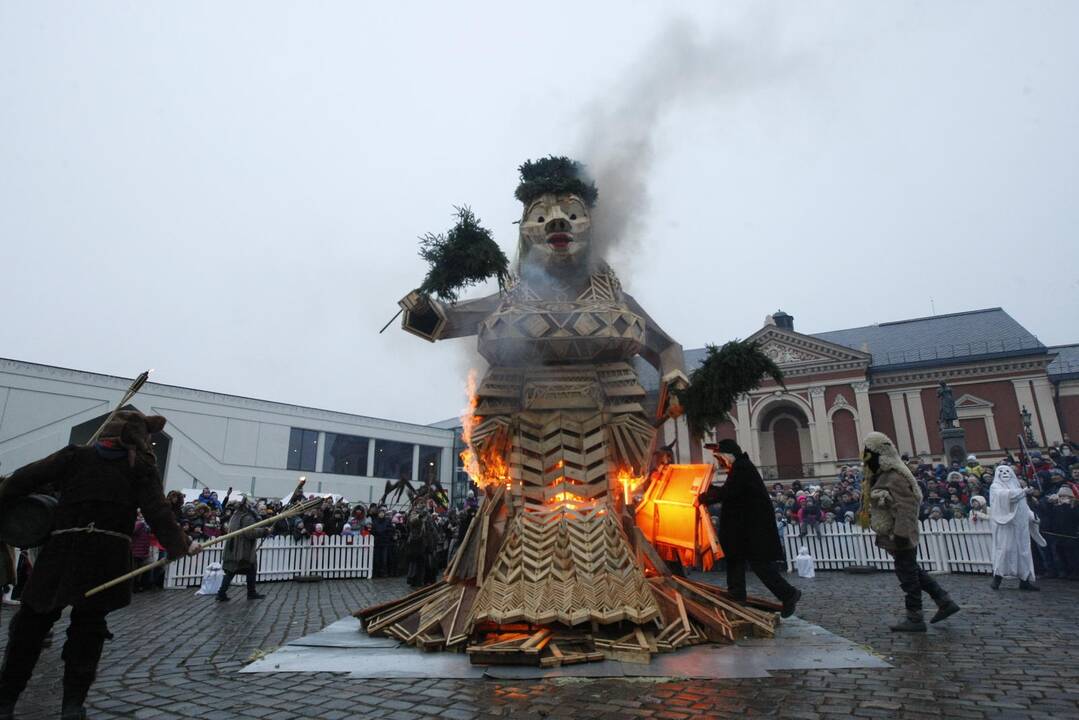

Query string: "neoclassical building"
[640, 308, 1077, 482]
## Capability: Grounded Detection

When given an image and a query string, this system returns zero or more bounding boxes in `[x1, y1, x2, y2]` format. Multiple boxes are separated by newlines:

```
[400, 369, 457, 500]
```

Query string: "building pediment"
[746, 327, 872, 378]
[955, 393, 993, 410]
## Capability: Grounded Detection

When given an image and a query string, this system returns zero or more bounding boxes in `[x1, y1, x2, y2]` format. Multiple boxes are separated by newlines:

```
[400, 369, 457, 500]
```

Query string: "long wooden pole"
[83, 495, 323, 598]
[85, 370, 152, 446]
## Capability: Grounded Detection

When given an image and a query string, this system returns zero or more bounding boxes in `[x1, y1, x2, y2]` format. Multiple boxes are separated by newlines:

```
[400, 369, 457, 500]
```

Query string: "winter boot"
[781, 589, 802, 619]
[990, 575, 1003, 590]
[246, 592, 266, 600]
[930, 600, 960, 624]
[890, 611, 927, 633]
[60, 700, 87, 720]
[1019, 579, 1040, 591]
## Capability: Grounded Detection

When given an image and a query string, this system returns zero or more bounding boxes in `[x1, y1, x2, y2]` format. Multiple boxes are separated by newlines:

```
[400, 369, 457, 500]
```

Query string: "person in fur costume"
[0, 410, 200, 720]
[217, 497, 268, 602]
[859, 431, 959, 632]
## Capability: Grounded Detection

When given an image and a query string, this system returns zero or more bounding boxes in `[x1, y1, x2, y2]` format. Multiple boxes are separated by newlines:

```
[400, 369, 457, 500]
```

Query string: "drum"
[0, 493, 58, 548]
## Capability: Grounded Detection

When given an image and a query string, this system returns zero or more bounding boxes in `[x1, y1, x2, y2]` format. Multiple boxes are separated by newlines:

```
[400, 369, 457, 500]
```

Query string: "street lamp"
[1020, 406, 1035, 446]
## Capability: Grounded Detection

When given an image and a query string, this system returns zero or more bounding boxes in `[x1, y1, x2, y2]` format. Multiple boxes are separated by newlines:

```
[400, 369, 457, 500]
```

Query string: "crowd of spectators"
[152, 485, 485, 590]
[766, 438, 1079, 578]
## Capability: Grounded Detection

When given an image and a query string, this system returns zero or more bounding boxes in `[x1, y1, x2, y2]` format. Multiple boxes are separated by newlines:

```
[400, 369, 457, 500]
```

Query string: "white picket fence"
[782, 518, 994, 574]
[164, 535, 374, 589]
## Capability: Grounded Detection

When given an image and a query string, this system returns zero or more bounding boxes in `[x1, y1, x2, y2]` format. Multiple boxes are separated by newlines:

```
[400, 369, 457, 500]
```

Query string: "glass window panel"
[374, 439, 413, 480]
[299, 429, 319, 472]
[418, 445, 441, 485]
[288, 428, 318, 472]
[324, 433, 369, 476]
[287, 427, 304, 471]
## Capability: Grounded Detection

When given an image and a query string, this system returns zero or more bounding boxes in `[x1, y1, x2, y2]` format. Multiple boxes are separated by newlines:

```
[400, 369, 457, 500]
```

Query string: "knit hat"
[1058, 486, 1075, 500]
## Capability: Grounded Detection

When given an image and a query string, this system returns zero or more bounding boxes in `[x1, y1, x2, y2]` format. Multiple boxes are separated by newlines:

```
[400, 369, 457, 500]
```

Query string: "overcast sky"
[2, 1, 1077, 425]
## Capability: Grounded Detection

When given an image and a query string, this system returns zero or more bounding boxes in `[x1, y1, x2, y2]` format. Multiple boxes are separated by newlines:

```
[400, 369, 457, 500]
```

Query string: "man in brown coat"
[861, 432, 959, 632]
[0, 411, 200, 720]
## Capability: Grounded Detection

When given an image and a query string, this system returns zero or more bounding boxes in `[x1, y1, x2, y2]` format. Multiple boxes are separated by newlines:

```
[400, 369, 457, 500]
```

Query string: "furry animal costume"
[862, 431, 922, 552]
[0, 410, 191, 719]
[860, 431, 958, 631]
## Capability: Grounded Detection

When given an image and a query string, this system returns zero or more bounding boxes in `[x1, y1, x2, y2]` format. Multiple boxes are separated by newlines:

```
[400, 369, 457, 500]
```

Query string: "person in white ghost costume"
[795, 546, 815, 578]
[989, 465, 1040, 591]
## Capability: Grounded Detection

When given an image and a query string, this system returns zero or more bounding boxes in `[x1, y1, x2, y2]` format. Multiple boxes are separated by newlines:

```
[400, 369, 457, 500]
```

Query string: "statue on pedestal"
[938, 381, 958, 430]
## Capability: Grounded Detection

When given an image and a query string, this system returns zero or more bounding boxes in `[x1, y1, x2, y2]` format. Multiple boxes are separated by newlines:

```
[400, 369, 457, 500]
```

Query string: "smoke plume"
[577, 14, 802, 268]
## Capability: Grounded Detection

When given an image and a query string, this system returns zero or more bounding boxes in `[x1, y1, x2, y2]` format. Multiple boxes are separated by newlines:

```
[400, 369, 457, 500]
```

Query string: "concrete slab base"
[240, 615, 890, 680]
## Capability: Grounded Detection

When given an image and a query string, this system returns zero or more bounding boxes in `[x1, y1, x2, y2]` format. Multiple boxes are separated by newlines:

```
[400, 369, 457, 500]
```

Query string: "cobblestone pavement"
[3, 571, 1078, 719]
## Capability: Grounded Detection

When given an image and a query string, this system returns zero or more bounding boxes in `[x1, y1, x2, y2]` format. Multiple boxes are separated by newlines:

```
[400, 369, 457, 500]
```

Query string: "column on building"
[853, 381, 874, 440]
[366, 438, 377, 477]
[904, 390, 932, 456]
[736, 395, 760, 465]
[888, 391, 914, 455]
[315, 432, 327, 473]
[411, 444, 421, 483]
[1031, 377, 1064, 445]
[809, 386, 832, 465]
[1011, 380, 1045, 446]
[440, 445, 454, 498]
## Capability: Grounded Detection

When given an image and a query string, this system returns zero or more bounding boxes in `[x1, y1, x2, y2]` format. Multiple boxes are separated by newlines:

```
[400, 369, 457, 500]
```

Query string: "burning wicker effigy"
[357, 158, 782, 667]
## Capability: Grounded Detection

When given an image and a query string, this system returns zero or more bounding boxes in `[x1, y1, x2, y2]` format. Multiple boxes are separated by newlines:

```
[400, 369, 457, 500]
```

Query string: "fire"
[459, 369, 511, 489]
[616, 466, 646, 506]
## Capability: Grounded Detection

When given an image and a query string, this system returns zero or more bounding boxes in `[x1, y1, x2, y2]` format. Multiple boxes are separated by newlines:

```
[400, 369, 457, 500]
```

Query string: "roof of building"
[812, 307, 1045, 370]
[635, 307, 1049, 392]
[1049, 344, 1079, 380]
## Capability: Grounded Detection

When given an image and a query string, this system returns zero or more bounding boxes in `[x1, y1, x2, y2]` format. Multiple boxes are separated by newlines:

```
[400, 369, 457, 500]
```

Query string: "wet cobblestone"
[3, 571, 1077, 719]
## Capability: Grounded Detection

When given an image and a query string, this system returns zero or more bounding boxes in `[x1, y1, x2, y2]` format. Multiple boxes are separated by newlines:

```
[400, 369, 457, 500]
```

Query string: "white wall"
[0, 359, 454, 503]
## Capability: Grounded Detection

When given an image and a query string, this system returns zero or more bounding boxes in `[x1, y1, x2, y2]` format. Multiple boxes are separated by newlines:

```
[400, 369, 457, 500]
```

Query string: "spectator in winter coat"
[370, 511, 394, 578]
[798, 497, 822, 537]
[1051, 487, 1079, 579]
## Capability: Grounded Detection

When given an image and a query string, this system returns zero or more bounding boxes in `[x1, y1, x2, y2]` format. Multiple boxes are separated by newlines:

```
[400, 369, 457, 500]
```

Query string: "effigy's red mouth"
[546, 232, 573, 250]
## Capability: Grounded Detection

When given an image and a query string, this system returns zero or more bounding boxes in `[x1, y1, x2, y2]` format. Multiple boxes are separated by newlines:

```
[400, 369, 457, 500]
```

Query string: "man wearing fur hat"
[860, 431, 959, 632]
[0, 410, 200, 719]
[700, 439, 801, 617]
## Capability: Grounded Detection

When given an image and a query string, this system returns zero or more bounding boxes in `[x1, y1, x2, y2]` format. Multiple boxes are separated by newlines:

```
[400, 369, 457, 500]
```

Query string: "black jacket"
[699, 453, 785, 563]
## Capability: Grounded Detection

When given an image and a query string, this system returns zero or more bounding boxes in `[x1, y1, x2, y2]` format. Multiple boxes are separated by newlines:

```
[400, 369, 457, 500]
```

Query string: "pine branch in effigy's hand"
[417, 206, 510, 303]
[676, 340, 786, 439]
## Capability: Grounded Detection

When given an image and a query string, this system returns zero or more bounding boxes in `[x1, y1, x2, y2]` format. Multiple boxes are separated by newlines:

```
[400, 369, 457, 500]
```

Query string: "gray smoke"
[577, 15, 803, 268]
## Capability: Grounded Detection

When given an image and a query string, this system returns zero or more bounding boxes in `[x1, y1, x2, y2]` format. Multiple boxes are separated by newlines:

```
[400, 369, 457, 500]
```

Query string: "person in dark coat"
[216, 498, 268, 601]
[370, 509, 394, 578]
[699, 439, 801, 617]
[0, 410, 198, 720]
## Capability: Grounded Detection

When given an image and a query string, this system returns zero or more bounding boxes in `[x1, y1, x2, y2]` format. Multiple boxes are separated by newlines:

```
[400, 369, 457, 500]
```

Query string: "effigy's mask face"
[518, 193, 592, 275]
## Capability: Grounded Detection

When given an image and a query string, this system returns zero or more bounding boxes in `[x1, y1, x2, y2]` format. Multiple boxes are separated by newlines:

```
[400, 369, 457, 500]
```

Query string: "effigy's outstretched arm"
[622, 291, 688, 385]
[398, 290, 502, 342]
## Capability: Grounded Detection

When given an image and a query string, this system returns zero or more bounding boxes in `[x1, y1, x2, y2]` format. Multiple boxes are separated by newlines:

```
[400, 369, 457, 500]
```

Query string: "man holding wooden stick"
[0, 410, 200, 720]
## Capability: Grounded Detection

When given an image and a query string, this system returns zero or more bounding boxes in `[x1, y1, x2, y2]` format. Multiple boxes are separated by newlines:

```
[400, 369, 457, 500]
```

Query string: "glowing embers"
[635, 464, 723, 570]
[544, 459, 594, 510]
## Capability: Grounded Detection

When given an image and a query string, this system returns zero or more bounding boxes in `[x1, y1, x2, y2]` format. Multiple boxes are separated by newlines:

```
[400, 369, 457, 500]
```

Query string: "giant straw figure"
[361, 157, 781, 660]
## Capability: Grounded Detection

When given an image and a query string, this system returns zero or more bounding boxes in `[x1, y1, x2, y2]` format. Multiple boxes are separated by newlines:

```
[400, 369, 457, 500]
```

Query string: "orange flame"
[616, 465, 646, 506]
[459, 370, 511, 489]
